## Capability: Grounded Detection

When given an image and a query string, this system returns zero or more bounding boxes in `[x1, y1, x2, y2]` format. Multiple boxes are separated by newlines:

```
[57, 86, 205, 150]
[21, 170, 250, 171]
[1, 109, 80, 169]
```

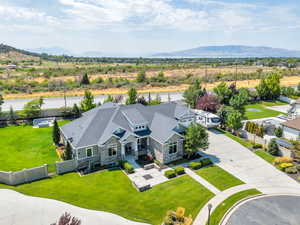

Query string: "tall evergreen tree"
[126, 88, 137, 105]
[80, 90, 96, 111]
[64, 142, 73, 160]
[72, 103, 81, 118]
[52, 119, 60, 145]
[80, 73, 90, 85]
[9, 106, 17, 124]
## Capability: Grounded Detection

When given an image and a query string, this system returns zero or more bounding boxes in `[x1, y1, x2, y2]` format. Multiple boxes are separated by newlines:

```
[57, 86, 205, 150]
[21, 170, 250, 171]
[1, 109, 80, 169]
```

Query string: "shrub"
[165, 169, 176, 178]
[267, 139, 279, 156]
[189, 161, 202, 170]
[200, 158, 213, 167]
[252, 143, 263, 149]
[275, 127, 283, 138]
[122, 161, 135, 174]
[296, 165, 300, 171]
[278, 162, 294, 171]
[175, 166, 185, 175]
[274, 157, 293, 165]
[285, 167, 298, 174]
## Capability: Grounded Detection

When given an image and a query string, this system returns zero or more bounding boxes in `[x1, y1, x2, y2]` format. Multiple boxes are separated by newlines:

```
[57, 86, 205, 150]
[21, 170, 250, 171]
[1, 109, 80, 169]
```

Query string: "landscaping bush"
[175, 166, 185, 175]
[164, 169, 177, 179]
[275, 127, 283, 138]
[200, 158, 213, 167]
[278, 162, 294, 171]
[274, 156, 293, 165]
[189, 161, 202, 170]
[122, 161, 135, 174]
[285, 167, 298, 174]
[252, 143, 263, 149]
[296, 165, 300, 172]
[267, 138, 279, 156]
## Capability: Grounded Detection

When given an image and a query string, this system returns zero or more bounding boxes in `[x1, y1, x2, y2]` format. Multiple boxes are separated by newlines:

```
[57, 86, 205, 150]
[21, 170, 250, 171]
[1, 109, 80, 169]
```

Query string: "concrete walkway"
[185, 168, 221, 195]
[0, 189, 149, 225]
[193, 184, 254, 225]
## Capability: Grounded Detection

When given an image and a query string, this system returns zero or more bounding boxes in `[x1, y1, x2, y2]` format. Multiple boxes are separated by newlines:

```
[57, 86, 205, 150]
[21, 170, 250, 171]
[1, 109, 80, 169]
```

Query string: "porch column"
[121, 143, 125, 161]
[134, 140, 138, 160]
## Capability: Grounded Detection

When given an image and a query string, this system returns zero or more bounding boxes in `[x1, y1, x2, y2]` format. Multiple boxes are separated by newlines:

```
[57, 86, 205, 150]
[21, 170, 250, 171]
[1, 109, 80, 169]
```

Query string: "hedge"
[164, 169, 177, 178]
[200, 158, 213, 167]
[189, 161, 202, 170]
[122, 161, 135, 174]
[175, 166, 185, 175]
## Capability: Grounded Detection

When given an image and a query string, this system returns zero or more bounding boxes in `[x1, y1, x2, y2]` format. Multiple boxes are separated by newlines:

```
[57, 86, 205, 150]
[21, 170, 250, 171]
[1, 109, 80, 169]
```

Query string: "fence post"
[44, 164, 48, 177]
[23, 168, 28, 183]
[8, 171, 13, 185]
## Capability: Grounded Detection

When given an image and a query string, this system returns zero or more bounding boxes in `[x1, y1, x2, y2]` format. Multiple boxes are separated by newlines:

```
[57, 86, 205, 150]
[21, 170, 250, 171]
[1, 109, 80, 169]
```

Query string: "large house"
[60, 102, 195, 170]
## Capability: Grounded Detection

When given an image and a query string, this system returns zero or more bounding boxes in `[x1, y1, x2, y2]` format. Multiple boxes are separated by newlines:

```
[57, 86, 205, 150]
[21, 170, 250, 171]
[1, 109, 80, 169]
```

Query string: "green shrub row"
[188, 158, 213, 170]
[174, 166, 185, 175]
[164, 170, 176, 178]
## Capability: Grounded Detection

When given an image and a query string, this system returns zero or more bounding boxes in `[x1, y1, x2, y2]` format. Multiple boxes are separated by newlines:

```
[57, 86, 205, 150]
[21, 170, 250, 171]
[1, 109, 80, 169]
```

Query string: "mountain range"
[153, 45, 300, 58]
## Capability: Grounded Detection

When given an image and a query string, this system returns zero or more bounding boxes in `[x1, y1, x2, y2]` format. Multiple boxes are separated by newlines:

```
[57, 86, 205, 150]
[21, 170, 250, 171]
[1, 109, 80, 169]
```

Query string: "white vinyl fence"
[56, 159, 77, 175]
[0, 164, 48, 186]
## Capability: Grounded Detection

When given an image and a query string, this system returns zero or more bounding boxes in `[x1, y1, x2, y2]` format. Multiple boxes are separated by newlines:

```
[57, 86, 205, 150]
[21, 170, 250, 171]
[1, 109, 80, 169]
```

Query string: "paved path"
[204, 129, 300, 195]
[185, 168, 220, 194]
[192, 129, 300, 225]
[193, 184, 254, 225]
[0, 189, 149, 225]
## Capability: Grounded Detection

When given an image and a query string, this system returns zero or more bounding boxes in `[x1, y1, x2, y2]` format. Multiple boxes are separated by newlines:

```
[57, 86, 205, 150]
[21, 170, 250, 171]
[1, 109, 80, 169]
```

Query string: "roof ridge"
[77, 107, 116, 146]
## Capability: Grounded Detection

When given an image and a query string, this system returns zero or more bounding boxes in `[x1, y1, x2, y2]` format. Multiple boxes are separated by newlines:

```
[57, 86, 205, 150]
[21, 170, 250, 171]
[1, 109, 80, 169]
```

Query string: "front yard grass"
[0, 170, 214, 225]
[195, 165, 244, 191]
[207, 189, 261, 225]
[0, 121, 68, 172]
[254, 149, 276, 164]
[245, 103, 283, 120]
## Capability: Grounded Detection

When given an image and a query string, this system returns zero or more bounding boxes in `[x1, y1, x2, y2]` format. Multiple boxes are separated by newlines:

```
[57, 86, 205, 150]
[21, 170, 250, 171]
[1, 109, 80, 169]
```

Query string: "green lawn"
[0, 121, 68, 172]
[245, 103, 283, 120]
[208, 189, 261, 225]
[0, 170, 214, 225]
[259, 101, 287, 107]
[195, 165, 244, 191]
[254, 150, 276, 164]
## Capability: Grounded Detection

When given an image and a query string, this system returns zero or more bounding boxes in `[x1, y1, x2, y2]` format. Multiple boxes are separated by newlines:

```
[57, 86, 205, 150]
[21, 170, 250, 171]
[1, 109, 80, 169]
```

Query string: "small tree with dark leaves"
[80, 73, 90, 85]
[51, 212, 81, 225]
[72, 104, 81, 118]
[196, 94, 220, 113]
[268, 138, 279, 156]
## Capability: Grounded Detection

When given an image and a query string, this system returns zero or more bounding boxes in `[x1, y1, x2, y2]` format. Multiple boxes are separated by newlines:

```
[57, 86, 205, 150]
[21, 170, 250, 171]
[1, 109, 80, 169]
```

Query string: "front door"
[125, 143, 133, 155]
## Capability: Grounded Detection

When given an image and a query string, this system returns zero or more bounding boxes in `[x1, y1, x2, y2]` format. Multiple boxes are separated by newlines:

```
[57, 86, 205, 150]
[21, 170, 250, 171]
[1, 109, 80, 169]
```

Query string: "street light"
[207, 203, 213, 225]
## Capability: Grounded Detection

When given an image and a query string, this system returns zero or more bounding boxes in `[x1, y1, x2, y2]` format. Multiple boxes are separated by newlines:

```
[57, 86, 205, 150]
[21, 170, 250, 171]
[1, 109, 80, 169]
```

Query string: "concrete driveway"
[203, 130, 300, 194]
[0, 189, 149, 225]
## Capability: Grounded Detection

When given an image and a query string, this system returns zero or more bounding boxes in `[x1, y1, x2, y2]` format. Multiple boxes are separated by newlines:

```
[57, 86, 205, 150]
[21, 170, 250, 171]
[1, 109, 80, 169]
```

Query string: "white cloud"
[0, 4, 59, 25]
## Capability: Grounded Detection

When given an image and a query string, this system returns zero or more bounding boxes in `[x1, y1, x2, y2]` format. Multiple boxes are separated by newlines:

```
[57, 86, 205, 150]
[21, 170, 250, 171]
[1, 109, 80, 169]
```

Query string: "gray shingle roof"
[60, 102, 191, 148]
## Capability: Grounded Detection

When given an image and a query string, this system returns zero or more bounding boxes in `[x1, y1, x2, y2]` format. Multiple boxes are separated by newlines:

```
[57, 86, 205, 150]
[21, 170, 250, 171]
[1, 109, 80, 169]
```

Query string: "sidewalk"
[193, 184, 254, 225]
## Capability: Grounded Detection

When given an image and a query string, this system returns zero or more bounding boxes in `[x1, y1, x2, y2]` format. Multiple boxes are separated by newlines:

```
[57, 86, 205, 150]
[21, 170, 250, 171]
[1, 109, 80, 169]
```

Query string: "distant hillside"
[0, 44, 40, 61]
[27, 46, 73, 56]
[153, 45, 300, 58]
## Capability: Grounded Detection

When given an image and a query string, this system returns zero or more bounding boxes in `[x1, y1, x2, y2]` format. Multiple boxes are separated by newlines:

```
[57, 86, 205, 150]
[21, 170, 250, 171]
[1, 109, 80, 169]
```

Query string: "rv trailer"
[193, 109, 221, 128]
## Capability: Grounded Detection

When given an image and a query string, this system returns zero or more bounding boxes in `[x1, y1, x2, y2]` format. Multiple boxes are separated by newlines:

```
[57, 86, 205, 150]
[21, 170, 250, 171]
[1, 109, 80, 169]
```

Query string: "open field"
[0, 171, 214, 225]
[3, 75, 300, 99]
[0, 121, 68, 172]
[195, 165, 244, 191]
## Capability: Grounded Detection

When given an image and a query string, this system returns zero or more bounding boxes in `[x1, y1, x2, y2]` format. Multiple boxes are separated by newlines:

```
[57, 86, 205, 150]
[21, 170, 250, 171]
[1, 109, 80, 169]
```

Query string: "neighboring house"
[288, 97, 300, 119]
[60, 102, 195, 170]
[282, 117, 300, 140]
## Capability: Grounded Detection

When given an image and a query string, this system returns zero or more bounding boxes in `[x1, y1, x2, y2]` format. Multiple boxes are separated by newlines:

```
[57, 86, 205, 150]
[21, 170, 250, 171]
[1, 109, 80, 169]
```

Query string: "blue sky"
[1, 0, 300, 56]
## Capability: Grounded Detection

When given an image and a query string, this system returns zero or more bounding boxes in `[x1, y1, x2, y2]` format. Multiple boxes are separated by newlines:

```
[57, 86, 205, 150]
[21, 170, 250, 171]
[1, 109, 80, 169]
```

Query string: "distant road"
[2, 92, 184, 111]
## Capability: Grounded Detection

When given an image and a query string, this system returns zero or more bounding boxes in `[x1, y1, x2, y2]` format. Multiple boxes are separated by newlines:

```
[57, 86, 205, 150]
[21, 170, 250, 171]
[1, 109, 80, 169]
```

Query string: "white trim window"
[86, 148, 93, 158]
[108, 145, 117, 157]
[168, 142, 177, 154]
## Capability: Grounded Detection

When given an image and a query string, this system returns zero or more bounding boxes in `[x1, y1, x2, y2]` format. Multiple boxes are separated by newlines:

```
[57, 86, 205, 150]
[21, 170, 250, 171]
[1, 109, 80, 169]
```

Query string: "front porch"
[121, 137, 150, 161]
